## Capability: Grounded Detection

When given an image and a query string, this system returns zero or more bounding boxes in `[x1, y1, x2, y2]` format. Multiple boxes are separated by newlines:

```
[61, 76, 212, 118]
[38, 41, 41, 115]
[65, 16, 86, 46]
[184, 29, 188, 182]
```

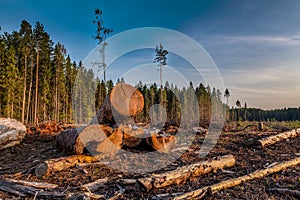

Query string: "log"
[96, 128, 123, 154]
[56, 124, 113, 155]
[120, 125, 144, 147]
[138, 154, 235, 190]
[91, 83, 144, 125]
[146, 133, 176, 153]
[110, 83, 144, 117]
[56, 83, 144, 155]
[0, 180, 65, 199]
[174, 156, 300, 200]
[35, 155, 101, 177]
[0, 118, 26, 150]
[256, 128, 300, 147]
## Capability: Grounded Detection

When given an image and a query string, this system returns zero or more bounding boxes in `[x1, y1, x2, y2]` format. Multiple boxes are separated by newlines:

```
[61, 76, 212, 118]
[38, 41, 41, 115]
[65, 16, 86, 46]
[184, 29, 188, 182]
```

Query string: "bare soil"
[0, 125, 299, 199]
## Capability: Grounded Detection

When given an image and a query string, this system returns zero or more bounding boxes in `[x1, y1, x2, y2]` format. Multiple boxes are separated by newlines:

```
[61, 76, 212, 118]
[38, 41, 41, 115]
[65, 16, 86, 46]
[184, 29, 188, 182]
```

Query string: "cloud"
[221, 35, 300, 45]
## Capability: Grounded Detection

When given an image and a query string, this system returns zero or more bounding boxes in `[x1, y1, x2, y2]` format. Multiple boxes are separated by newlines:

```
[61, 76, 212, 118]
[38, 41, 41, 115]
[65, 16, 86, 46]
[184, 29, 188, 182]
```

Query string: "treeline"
[0, 20, 227, 125]
[230, 107, 300, 122]
[73, 77, 226, 126]
[0, 20, 78, 124]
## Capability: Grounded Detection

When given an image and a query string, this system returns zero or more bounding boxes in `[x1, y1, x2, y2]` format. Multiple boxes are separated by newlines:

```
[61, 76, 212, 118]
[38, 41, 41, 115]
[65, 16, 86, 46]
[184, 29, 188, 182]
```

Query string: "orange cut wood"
[110, 83, 144, 117]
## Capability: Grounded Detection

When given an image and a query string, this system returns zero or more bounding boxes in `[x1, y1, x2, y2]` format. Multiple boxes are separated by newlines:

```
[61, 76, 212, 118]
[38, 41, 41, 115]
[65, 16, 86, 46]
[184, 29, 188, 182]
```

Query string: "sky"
[1, 0, 300, 109]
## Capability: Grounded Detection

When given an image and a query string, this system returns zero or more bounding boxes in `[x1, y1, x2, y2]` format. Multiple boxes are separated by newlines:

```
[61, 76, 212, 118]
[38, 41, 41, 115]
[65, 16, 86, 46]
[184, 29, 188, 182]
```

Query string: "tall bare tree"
[93, 8, 113, 83]
[154, 43, 168, 102]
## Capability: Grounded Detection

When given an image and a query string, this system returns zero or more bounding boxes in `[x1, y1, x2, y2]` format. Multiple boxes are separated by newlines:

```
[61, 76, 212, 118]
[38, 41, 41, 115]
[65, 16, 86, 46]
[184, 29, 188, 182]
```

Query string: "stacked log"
[0, 118, 26, 150]
[56, 83, 176, 156]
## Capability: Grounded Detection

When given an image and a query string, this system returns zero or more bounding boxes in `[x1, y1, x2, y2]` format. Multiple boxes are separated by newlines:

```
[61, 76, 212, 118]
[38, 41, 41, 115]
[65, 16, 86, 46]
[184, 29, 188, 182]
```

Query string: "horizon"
[1, 0, 300, 110]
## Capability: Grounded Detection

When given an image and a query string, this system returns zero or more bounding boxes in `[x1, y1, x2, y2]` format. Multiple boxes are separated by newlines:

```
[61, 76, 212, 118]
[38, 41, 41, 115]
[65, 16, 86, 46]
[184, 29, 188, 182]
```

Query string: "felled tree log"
[146, 133, 176, 153]
[56, 83, 144, 155]
[56, 124, 113, 155]
[35, 155, 101, 177]
[0, 118, 26, 150]
[174, 156, 300, 200]
[138, 154, 235, 190]
[91, 83, 144, 125]
[256, 128, 300, 147]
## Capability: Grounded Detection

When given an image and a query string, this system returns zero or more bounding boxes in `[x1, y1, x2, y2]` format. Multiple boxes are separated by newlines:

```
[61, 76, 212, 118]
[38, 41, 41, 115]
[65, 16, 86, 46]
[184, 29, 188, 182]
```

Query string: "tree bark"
[138, 154, 235, 191]
[256, 128, 300, 147]
[174, 156, 300, 200]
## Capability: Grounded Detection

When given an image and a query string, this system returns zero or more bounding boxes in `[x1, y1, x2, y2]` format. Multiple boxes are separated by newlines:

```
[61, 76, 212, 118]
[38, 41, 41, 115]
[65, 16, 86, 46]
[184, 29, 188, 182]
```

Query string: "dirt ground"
[0, 125, 299, 200]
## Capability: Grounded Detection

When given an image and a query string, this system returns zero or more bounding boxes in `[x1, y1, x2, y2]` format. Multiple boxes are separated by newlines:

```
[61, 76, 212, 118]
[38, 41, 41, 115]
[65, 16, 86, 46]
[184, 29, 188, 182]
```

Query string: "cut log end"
[35, 162, 49, 178]
[110, 83, 144, 117]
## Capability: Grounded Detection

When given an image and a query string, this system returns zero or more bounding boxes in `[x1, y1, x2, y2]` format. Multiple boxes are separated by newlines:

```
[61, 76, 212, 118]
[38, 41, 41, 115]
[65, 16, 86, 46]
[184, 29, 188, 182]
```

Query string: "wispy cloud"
[221, 35, 300, 45]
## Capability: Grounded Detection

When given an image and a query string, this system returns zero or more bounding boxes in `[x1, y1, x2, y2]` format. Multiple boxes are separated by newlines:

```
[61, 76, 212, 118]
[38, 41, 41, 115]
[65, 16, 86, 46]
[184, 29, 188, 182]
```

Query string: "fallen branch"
[5, 179, 58, 189]
[81, 178, 108, 192]
[257, 128, 300, 147]
[174, 156, 300, 200]
[267, 188, 300, 198]
[138, 154, 235, 191]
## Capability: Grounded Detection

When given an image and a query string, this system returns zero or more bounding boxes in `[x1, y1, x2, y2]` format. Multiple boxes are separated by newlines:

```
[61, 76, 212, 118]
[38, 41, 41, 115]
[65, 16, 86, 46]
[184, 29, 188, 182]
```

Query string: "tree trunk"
[138, 154, 235, 191]
[174, 156, 300, 200]
[256, 128, 300, 147]
[21, 55, 27, 124]
[34, 49, 39, 124]
[26, 63, 33, 124]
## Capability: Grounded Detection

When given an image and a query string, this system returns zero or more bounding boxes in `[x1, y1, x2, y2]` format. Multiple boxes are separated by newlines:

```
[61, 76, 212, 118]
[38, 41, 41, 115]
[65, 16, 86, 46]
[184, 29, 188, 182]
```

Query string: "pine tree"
[19, 20, 33, 123]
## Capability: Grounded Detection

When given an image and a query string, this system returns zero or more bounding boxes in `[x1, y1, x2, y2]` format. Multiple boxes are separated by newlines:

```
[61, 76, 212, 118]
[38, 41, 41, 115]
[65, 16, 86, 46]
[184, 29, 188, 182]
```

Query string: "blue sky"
[1, 0, 300, 109]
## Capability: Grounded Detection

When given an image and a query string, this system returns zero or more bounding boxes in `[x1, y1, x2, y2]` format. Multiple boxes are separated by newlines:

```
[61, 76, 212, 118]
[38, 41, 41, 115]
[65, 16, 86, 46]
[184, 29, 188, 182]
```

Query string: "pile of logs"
[26, 121, 74, 135]
[0, 118, 26, 150]
[56, 83, 177, 156]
